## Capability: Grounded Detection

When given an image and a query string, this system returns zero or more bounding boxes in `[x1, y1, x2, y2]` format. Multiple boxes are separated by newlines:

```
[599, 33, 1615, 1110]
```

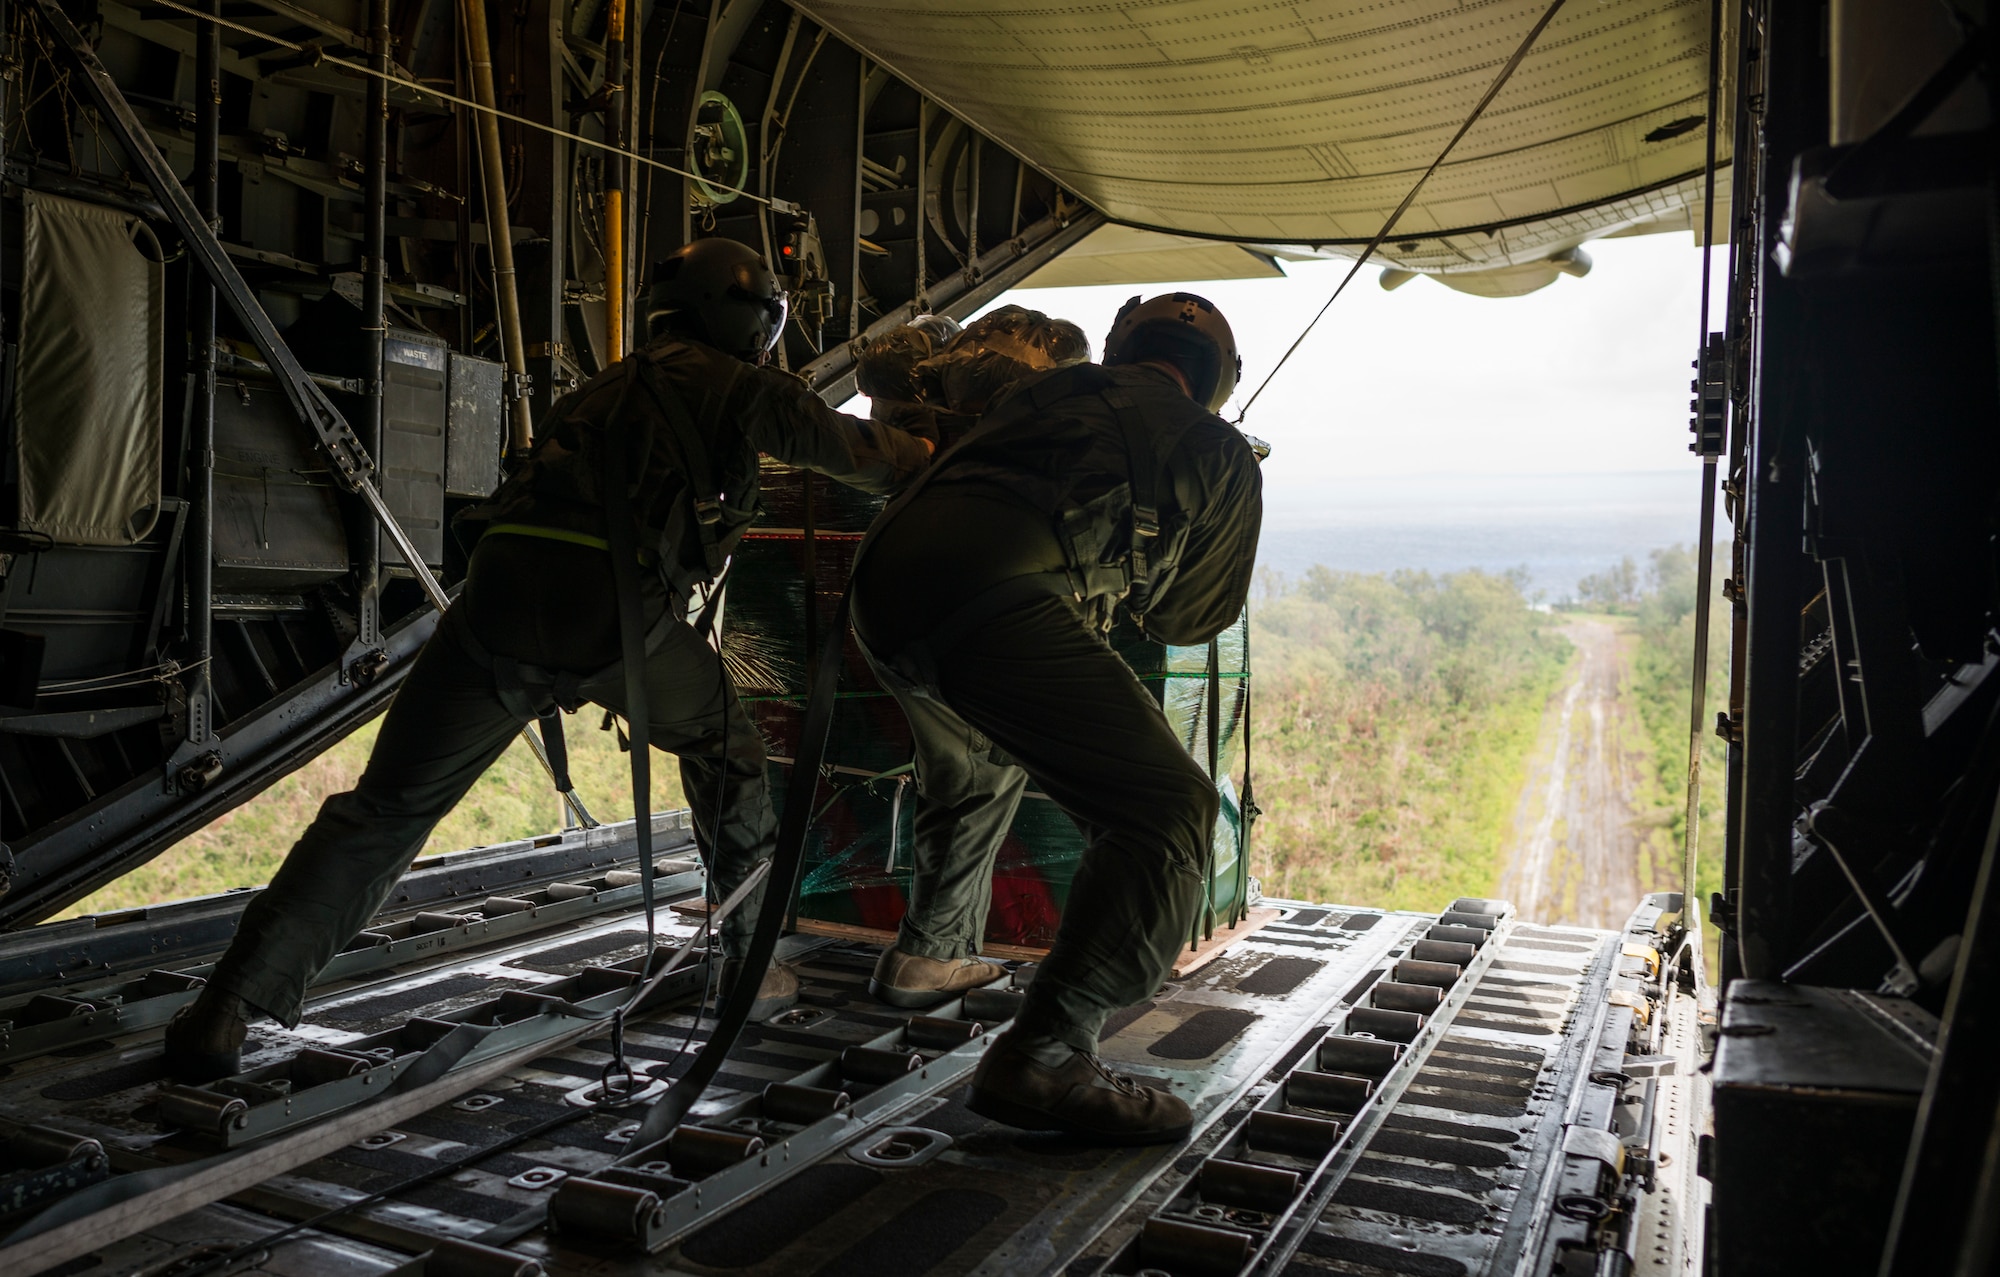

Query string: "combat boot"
[162, 988, 251, 1083]
[967, 1028, 1191, 1145]
[717, 957, 800, 1021]
[869, 946, 1008, 1008]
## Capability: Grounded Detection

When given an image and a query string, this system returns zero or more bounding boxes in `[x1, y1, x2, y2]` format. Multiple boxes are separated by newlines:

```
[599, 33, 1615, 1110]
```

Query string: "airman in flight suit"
[164, 238, 932, 1082]
[852, 294, 1263, 1143]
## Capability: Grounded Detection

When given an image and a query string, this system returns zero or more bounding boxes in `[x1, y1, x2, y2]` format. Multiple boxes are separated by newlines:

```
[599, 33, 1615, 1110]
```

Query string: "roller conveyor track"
[0, 842, 1706, 1277]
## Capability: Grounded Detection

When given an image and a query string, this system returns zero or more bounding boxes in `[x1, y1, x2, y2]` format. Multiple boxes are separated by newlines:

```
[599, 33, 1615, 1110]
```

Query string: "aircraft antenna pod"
[688, 91, 748, 208]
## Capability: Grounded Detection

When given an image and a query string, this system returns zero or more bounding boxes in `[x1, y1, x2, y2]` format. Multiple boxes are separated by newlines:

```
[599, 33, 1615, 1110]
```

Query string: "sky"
[841, 230, 1729, 597]
[988, 231, 1722, 512]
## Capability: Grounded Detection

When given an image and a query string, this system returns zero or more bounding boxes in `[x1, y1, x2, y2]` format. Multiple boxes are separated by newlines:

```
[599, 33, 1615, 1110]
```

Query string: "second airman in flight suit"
[851, 294, 1263, 1143]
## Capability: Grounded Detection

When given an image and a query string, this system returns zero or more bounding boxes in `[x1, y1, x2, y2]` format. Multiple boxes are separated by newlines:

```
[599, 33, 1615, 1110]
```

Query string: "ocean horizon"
[1255, 470, 1716, 603]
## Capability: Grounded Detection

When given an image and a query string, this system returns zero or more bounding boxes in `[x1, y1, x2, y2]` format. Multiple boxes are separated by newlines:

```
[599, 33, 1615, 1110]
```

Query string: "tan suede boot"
[718, 958, 801, 1020]
[968, 1029, 1192, 1145]
[869, 946, 1009, 1009]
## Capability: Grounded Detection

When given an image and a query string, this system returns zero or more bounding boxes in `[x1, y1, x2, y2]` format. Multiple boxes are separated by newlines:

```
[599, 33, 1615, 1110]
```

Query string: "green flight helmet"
[1102, 292, 1241, 413]
[645, 237, 789, 362]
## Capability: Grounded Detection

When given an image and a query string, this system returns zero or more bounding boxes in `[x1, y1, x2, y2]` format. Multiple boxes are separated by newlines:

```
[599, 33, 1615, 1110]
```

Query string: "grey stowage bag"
[13, 190, 165, 546]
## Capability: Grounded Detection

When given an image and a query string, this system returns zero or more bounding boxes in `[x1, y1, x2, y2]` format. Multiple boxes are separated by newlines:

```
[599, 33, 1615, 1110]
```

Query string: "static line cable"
[135, 0, 800, 213]
[1680, 0, 1726, 947]
[1233, 0, 1568, 422]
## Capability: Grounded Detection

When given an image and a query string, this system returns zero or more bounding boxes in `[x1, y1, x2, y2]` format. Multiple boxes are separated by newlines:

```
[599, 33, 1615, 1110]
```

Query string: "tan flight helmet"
[1102, 292, 1241, 413]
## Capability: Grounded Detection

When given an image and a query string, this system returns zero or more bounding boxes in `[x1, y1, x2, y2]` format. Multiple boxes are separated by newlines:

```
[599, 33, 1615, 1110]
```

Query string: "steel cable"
[130, 0, 793, 212]
[1233, 0, 1570, 422]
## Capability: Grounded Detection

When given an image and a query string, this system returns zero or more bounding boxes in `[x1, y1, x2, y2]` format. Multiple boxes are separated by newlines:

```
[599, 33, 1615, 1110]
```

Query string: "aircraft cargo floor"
[0, 818, 1707, 1277]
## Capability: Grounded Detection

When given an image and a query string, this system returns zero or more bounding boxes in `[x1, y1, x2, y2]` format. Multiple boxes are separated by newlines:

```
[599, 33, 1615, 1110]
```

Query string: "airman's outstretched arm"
[736, 364, 933, 494]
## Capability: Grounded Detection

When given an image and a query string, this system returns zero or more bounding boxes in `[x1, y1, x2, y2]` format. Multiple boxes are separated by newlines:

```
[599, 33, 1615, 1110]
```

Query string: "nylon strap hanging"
[635, 357, 744, 581]
[1101, 387, 1200, 614]
[1680, 0, 1727, 944]
[1237, 609, 1256, 927]
[1104, 388, 1165, 589]
[1202, 636, 1222, 943]
[616, 592, 854, 1155]
[537, 709, 573, 796]
[600, 362, 660, 953]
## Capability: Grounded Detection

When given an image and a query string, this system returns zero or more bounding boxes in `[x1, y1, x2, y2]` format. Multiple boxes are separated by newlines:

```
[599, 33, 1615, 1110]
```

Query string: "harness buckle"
[695, 497, 723, 527]
[1133, 505, 1161, 539]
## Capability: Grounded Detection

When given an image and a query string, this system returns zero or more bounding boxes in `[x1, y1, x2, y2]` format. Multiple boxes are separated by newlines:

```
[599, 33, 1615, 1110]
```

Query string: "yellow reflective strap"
[485, 522, 614, 552]
[485, 522, 656, 566]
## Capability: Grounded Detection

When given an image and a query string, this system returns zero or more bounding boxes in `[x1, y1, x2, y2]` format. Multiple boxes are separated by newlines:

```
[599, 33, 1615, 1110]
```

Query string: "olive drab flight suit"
[208, 337, 931, 1028]
[850, 362, 1263, 1054]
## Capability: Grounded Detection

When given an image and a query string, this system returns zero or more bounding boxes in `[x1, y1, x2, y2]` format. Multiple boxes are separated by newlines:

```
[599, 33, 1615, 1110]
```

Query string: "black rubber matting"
[1403, 1085, 1528, 1118]
[1236, 956, 1323, 997]
[1366, 1129, 1513, 1168]
[680, 1163, 883, 1268]
[1332, 1177, 1487, 1226]
[1262, 1025, 1325, 1080]
[504, 929, 649, 971]
[1100, 1000, 1157, 1039]
[1382, 1112, 1517, 1143]
[1147, 1008, 1257, 1061]
[1438, 1036, 1545, 1066]
[1290, 1232, 1470, 1277]
[1352, 1156, 1499, 1196]
[400, 1181, 531, 1223]
[317, 974, 511, 1023]
[398, 1112, 522, 1146]
[1340, 969, 1386, 1004]
[1452, 1014, 1556, 1037]
[1338, 914, 1381, 931]
[1410, 1068, 1533, 1100]
[1283, 909, 1329, 929]
[1465, 986, 1567, 1009]
[1504, 938, 1596, 954]
[41, 1054, 169, 1100]
[814, 1187, 1007, 1276]
[328, 1143, 449, 1181]
[1488, 959, 1582, 978]
[1461, 999, 1563, 1023]
[1426, 1050, 1541, 1083]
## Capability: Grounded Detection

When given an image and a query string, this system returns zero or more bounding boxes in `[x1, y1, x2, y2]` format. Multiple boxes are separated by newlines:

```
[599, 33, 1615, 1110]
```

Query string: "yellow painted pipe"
[604, 0, 627, 360]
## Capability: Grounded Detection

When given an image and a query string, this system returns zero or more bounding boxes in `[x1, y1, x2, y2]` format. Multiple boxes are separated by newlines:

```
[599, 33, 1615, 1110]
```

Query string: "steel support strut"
[183, 0, 220, 752]
[359, 0, 390, 646]
[22, 0, 600, 823]
[23, 0, 427, 577]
